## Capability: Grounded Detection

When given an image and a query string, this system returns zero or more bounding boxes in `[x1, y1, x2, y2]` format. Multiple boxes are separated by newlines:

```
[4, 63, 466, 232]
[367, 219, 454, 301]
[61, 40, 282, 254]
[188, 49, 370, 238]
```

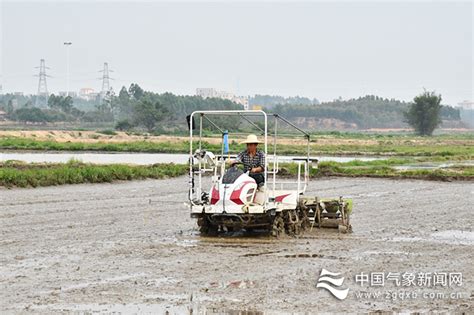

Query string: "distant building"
[196, 88, 249, 110]
[457, 100, 474, 128]
[217, 90, 234, 100]
[79, 88, 98, 101]
[457, 100, 474, 110]
[233, 96, 249, 110]
[0, 110, 7, 121]
[196, 88, 218, 99]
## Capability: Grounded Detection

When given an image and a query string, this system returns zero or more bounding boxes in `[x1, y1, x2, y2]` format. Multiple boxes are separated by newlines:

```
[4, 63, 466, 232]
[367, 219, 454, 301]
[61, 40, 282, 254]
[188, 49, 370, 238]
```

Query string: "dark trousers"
[250, 173, 265, 186]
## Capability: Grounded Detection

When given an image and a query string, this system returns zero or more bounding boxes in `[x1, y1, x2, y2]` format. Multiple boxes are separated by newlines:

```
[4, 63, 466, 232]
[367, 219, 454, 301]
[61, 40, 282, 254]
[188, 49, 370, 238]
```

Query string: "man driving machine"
[229, 134, 265, 187]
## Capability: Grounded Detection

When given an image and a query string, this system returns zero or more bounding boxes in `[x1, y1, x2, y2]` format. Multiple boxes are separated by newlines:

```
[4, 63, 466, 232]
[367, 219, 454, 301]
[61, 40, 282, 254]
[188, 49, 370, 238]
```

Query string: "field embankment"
[281, 160, 474, 181]
[0, 161, 187, 188]
[1, 131, 472, 187]
[0, 130, 473, 158]
[1, 159, 472, 188]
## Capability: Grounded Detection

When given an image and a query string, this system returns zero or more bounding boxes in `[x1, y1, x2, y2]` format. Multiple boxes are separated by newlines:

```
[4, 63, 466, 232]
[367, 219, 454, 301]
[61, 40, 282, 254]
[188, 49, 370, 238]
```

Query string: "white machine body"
[190, 164, 298, 215]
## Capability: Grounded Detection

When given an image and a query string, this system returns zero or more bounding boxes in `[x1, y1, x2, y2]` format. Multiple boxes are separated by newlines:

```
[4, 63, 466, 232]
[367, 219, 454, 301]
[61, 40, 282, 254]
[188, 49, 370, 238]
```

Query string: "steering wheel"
[231, 159, 255, 174]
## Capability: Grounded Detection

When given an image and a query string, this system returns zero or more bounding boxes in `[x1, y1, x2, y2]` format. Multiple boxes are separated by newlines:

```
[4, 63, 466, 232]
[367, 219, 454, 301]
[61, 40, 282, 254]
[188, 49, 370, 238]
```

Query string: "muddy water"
[0, 151, 383, 165]
[0, 177, 472, 313]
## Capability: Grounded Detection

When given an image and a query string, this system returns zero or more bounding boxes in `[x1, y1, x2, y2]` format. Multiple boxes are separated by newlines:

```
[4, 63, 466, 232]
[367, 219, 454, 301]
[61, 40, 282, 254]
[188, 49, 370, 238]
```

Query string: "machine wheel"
[271, 215, 285, 238]
[286, 210, 302, 236]
[289, 222, 301, 236]
[224, 226, 239, 233]
[299, 208, 311, 231]
[198, 216, 218, 236]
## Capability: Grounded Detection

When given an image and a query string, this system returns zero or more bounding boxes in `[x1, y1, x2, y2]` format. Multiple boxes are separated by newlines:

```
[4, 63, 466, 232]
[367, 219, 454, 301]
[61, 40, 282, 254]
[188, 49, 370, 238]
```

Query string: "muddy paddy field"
[1, 177, 473, 313]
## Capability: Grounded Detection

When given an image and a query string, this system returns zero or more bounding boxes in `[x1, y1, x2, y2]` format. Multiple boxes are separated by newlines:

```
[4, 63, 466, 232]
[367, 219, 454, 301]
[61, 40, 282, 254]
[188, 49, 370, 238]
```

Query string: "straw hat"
[240, 134, 262, 144]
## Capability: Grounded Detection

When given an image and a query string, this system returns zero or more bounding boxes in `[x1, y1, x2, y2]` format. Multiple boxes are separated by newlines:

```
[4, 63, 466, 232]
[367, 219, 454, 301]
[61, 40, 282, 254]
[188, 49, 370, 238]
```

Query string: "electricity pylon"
[35, 59, 50, 107]
[99, 62, 114, 98]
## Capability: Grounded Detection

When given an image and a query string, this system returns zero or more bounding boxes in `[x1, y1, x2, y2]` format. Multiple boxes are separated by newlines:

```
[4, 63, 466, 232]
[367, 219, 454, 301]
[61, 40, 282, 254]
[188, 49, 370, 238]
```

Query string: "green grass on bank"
[0, 161, 188, 188]
[278, 160, 474, 181]
[308, 143, 473, 158]
[308, 131, 474, 139]
[1, 136, 473, 158]
[1, 158, 472, 188]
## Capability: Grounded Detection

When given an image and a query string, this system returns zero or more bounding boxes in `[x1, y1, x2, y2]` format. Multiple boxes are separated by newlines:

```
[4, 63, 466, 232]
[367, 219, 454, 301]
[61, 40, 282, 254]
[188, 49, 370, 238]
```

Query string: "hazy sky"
[1, 1, 472, 104]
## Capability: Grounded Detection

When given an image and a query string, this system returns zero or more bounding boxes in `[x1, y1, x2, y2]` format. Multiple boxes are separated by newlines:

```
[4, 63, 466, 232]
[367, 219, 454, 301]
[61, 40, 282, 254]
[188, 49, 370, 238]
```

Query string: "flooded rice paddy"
[0, 177, 472, 313]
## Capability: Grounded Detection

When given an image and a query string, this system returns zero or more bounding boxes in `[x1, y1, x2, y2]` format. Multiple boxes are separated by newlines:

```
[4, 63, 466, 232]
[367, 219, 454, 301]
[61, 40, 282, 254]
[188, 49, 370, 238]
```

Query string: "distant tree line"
[250, 94, 320, 107]
[112, 84, 242, 132]
[0, 93, 113, 123]
[269, 95, 460, 130]
[0, 88, 461, 133]
[0, 84, 242, 132]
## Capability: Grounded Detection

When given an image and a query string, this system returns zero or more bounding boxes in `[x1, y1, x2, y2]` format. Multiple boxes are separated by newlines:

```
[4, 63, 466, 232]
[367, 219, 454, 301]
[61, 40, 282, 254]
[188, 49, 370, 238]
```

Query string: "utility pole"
[35, 59, 50, 107]
[64, 42, 72, 96]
